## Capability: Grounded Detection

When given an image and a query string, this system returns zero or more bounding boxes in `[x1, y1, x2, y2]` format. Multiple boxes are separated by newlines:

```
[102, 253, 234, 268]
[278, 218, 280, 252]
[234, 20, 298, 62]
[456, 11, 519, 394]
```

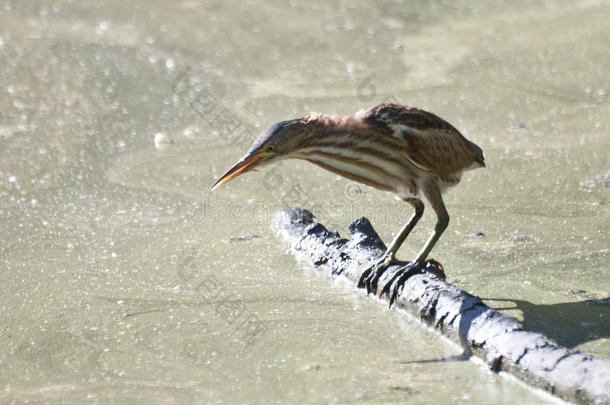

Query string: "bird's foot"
[380, 259, 446, 307]
[357, 256, 408, 295]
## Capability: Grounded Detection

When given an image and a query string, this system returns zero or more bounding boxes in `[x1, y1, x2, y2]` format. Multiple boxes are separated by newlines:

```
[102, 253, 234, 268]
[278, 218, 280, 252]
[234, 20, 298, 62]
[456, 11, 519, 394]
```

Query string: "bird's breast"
[297, 145, 419, 184]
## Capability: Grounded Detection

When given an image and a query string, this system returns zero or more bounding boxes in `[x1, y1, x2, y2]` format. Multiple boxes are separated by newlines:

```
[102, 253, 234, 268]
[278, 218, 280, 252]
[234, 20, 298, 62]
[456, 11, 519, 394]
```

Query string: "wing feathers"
[358, 104, 485, 175]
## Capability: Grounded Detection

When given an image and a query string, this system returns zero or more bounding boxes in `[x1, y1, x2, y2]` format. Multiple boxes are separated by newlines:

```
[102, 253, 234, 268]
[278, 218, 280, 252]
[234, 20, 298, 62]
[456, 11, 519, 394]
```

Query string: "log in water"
[274, 208, 610, 405]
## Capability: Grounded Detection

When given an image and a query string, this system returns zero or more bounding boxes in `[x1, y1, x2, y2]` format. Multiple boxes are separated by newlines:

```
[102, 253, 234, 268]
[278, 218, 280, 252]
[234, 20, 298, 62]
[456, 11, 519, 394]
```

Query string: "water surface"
[1, 0, 608, 403]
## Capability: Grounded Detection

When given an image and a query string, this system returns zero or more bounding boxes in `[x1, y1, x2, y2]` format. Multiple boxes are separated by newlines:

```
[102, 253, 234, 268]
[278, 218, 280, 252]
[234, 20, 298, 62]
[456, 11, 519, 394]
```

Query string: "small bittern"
[211, 103, 485, 305]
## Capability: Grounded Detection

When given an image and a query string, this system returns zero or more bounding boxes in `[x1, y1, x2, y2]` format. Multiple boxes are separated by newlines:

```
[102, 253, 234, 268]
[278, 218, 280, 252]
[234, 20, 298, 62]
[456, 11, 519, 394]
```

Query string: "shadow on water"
[484, 297, 610, 349]
[400, 296, 609, 365]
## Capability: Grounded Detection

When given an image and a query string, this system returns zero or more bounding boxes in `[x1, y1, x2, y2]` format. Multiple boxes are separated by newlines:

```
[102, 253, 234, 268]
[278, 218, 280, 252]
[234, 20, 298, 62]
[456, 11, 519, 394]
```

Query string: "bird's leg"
[380, 183, 449, 307]
[381, 219, 449, 306]
[358, 198, 424, 294]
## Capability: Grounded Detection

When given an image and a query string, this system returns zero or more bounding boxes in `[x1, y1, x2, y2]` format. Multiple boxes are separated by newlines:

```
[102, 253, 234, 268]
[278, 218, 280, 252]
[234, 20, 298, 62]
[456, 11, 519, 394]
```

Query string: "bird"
[211, 103, 485, 306]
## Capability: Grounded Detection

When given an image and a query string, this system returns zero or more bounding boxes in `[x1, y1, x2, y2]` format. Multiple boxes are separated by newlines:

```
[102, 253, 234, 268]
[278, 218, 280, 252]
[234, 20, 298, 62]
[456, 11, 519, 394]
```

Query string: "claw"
[427, 258, 444, 272]
[380, 259, 447, 307]
[357, 256, 399, 295]
[388, 283, 400, 308]
[358, 255, 428, 298]
[368, 263, 384, 294]
[357, 267, 372, 289]
[363, 263, 387, 295]
[380, 262, 424, 308]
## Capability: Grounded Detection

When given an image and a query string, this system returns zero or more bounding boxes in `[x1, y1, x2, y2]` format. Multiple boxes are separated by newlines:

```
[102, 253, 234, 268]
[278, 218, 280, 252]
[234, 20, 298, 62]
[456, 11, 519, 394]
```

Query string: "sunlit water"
[0, 0, 608, 403]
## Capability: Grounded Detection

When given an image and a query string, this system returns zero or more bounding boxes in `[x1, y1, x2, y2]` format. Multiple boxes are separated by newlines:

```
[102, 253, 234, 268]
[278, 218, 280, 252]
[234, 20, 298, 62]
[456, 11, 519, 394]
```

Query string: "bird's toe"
[365, 264, 384, 294]
[388, 282, 401, 308]
[357, 267, 373, 289]
[358, 259, 393, 295]
[380, 262, 423, 307]
[424, 259, 446, 280]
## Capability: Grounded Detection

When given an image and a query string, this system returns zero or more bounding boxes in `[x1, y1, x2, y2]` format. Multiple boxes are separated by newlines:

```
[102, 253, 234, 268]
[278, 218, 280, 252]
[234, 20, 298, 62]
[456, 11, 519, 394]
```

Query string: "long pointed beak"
[210, 152, 269, 190]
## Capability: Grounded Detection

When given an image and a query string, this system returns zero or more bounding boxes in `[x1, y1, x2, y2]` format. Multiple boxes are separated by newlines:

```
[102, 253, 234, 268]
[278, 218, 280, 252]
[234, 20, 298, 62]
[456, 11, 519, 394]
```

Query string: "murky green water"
[1, 0, 608, 403]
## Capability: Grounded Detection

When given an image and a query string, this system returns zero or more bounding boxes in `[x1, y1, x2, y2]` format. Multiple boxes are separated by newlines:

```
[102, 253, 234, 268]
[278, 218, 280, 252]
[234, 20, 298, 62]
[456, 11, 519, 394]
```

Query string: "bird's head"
[211, 118, 306, 190]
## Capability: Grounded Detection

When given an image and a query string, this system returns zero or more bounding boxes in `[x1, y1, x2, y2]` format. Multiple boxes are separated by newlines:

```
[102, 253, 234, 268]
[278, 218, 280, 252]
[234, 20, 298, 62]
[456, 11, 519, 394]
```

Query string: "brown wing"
[357, 103, 485, 175]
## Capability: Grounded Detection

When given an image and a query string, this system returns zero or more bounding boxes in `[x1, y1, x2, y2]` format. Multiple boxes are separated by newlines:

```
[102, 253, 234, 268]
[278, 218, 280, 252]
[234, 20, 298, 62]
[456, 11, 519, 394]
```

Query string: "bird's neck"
[303, 113, 370, 140]
[288, 114, 377, 162]
[306, 113, 360, 129]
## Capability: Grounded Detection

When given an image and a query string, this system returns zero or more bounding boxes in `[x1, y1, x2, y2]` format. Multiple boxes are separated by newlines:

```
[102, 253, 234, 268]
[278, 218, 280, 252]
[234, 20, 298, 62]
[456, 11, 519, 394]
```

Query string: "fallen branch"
[273, 208, 610, 405]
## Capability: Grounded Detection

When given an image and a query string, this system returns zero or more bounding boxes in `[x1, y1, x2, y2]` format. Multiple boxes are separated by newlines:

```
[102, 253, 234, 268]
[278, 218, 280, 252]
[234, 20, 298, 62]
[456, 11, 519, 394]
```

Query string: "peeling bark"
[273, 208, 610, 405]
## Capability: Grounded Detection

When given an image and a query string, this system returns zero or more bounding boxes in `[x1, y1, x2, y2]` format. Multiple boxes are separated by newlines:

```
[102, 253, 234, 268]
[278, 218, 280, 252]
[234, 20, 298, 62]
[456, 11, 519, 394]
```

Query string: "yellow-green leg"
[358, 198, 424, 294]
[380, 182, 449, 306]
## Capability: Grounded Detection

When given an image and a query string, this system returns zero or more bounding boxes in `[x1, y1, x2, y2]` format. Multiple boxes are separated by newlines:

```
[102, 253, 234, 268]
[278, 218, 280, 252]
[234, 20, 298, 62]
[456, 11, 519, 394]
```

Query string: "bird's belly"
[302, 153, 419, 196]
[438, 172, 463, 191]
[394, 179, 421, 200]
[393, 171, 463, 199]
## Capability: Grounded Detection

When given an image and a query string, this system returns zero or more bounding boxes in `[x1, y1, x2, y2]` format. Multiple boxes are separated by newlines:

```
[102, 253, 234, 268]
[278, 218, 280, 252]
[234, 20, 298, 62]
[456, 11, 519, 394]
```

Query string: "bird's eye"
[266, 144, 276, 152]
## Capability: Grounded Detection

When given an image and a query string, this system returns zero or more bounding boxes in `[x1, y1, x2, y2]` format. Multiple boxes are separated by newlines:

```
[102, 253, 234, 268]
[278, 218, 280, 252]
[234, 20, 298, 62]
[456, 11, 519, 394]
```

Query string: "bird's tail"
[469, 140, 485, 167]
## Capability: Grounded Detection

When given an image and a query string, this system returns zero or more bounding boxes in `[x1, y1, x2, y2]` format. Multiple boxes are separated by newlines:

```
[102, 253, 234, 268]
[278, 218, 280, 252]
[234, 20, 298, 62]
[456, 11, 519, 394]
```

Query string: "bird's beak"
[210, 151, 272, 190]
